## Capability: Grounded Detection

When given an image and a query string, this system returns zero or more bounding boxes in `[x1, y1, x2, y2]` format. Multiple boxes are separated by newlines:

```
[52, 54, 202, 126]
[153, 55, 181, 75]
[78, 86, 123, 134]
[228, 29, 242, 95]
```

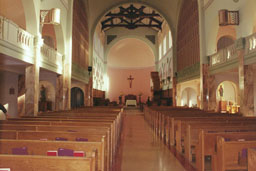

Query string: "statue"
[40, 85, 46, 102]
[219, 85, 223, 99]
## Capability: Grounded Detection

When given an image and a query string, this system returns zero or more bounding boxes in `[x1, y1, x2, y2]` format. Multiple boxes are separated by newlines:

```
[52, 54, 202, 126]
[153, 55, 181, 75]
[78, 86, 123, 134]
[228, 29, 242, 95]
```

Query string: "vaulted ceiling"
[101, 4, 163, 31]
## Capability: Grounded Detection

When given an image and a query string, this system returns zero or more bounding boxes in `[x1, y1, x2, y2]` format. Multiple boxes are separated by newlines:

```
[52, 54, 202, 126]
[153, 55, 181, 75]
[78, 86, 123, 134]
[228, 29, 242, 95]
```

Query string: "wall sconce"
[88, 66, 92, 76]
[40, 8, 61, 25]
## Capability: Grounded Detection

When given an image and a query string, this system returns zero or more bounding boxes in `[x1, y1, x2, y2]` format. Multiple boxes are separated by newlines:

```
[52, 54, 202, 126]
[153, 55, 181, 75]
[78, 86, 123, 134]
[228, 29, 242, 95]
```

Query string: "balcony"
[0, 16, 34, 63]
[40, 44, 63, 74]
[209, 33, 256, 70]
[0, 15, 63, 74]
[209, 43, 237, 67]
[245, 32, 256, 55]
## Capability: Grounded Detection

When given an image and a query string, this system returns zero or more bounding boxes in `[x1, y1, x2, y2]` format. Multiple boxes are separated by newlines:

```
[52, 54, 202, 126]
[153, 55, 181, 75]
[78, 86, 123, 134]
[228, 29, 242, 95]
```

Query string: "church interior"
[0, 0, 256, 170]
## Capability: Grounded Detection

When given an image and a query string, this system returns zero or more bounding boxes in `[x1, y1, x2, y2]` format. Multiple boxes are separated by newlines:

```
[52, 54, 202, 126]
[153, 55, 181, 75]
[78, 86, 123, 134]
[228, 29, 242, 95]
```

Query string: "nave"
[113, 109, 187, 171]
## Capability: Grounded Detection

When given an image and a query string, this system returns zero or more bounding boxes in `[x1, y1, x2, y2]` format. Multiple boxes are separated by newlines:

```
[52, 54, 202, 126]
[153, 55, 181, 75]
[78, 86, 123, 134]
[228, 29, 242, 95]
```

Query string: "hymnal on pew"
[55, 137, 68, 141]
[74, 151, 85, 157]
[47, 150, 58, 156]
[76, 138, 88, 141]
[58, 148, 74, 156]
[12, 147, 28, 155]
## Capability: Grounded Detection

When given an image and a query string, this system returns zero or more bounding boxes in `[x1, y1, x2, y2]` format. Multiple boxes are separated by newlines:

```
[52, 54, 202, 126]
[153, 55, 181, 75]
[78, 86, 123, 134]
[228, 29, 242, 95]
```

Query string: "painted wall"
[0, 0, 26, 29]
[0, 71, 19, 118]
[107, 66, 154, 103]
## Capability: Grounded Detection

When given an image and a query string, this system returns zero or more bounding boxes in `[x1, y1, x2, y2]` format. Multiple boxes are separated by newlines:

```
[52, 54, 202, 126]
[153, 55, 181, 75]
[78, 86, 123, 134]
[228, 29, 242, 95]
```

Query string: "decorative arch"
[90, 1, 176, 68]
[216, 25, 236, 47]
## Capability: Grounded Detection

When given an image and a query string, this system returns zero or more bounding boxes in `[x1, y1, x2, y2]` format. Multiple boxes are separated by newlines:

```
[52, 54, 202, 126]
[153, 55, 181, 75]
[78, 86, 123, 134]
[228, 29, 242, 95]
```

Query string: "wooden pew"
[183, 123, 256, 160]
[0, 124, 110, 171]
[216, 136, 256, 171]
[248, 148, 256, 171]
[0, 139, 100, 171]
[0, 154, 96, 171]
[0, 107, 123, 171]
[196, 130, 256, 171]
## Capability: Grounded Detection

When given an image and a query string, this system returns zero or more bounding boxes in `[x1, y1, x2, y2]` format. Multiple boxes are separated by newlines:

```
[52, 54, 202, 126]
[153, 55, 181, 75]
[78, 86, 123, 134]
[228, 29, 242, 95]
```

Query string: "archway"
[71, 87, 84, 109]
[180, 87, 197, 107]
[216, 81, 239, 113]
[217, 36, 235, 51]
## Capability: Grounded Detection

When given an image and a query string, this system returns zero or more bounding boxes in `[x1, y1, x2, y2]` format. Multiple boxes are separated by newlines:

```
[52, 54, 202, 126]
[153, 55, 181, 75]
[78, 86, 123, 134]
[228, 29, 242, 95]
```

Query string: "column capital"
[34, 35, 44, 47]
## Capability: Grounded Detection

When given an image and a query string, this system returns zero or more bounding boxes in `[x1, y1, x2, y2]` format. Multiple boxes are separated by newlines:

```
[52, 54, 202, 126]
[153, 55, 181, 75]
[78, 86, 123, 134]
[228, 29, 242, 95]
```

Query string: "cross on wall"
[127, 75, 134, 88]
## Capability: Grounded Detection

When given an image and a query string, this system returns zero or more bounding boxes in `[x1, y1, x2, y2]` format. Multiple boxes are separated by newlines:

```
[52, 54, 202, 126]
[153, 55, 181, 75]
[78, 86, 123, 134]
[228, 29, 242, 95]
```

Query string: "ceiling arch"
[107, 38, 155, 68]
[105, 32, 157, 62]
[89, 0, 180, 66]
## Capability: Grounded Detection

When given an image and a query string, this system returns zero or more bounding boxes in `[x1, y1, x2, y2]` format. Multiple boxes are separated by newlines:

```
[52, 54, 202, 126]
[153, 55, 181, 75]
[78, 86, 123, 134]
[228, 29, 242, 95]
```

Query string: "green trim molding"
[72, 63, 89, 84]
[177, 62, 200, 83]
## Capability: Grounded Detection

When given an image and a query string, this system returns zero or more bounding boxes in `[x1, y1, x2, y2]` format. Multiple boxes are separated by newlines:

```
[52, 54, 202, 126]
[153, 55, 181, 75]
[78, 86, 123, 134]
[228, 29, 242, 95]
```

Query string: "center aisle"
[113, 109, 186, 171]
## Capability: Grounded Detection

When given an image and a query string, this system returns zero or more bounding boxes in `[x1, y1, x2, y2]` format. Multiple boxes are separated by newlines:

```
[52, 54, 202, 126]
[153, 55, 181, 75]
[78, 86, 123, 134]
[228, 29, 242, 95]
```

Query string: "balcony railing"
[209, 43, 237, 67]
[245, 32, 256, 55]
[41, 44, 63, 72]
[0, 16, 34, 50]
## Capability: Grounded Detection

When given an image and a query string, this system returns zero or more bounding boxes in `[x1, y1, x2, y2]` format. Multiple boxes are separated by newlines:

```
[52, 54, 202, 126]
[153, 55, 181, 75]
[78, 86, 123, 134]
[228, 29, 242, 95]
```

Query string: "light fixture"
[88, 66, 92, 76]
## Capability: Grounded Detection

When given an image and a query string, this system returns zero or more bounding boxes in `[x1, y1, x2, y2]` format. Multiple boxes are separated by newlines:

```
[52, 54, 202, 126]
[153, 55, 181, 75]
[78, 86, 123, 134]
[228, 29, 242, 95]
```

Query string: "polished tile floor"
[113, 110, 187, 171]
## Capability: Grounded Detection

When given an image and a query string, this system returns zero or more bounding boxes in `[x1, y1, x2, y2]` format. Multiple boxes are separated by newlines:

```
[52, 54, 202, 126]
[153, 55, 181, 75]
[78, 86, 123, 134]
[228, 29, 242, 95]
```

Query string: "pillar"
[208, 75, 217, 111]
[25, 36, 41, 116]
[172, 76, 177, 106]
[198, 0, 208, 110]
[238, 38, 254, 115]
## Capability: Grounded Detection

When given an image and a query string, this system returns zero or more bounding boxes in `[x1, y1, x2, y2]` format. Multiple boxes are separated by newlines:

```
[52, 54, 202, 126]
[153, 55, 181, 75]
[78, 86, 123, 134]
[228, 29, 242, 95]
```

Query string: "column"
[25, 36, 41, 116]
[238, 38, 254, 115]
[88, 76, 93, 106]
[198, 0, 208, 110]
[208, 75, 217, 111]
[172, 76, 177, 106]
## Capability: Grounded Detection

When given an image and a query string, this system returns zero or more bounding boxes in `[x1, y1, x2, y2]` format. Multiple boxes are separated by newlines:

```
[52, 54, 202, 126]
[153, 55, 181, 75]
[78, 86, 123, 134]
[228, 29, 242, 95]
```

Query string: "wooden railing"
[0, 16, 34, 49]
[41, 44, 63, 68]
[210, 33, 256, 67]
[245, 32, 256, 55]
[209, 43, 237, 67]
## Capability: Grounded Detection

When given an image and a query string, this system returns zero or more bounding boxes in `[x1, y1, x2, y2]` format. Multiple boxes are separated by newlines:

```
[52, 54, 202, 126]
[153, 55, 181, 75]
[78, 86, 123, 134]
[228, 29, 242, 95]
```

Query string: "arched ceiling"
[107, 38, 155, 68]
[100, 3, 163, 32]
[88, 0, 181, 40]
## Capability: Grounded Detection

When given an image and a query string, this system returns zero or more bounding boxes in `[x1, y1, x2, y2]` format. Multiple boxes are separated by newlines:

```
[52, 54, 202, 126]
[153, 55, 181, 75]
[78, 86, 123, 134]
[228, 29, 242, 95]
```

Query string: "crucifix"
[127, 75, 134, 88]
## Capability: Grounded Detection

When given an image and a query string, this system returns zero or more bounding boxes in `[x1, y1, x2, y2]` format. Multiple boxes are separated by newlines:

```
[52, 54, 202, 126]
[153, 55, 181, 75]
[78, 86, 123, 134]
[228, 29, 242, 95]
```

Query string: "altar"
[126, 100, 137, 107]
[125, 94, 137, 107]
